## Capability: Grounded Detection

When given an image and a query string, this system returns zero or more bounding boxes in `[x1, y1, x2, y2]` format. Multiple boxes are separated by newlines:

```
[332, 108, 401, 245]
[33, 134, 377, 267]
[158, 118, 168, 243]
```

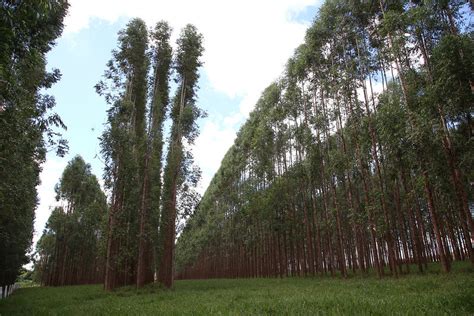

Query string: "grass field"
[1, 262, 473, 315]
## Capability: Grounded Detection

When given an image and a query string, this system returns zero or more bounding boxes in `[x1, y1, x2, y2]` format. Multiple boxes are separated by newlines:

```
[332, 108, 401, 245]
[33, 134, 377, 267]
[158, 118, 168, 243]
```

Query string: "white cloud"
[43, 1, 321, 219]
[29, 1, 322, 259]
[193, 113, 241, 195]
[63, 0, 319, 109]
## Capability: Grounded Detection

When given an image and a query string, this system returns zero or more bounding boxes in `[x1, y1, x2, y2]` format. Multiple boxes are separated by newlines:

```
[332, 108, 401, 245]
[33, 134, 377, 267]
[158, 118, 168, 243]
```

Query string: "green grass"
[1, 262, 473, 315]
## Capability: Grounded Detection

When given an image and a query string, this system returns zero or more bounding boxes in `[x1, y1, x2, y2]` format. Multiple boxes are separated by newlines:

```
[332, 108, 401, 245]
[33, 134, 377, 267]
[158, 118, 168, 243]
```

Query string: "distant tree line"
[35, 156, 107, 286]
[176, 0, 473, 279]
[0, 0, 69, 293]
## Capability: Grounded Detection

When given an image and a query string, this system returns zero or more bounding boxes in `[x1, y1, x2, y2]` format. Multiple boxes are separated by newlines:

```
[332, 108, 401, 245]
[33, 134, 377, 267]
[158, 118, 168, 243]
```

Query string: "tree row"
[176, 0, 473, 279]
[0, 0, 69, 292]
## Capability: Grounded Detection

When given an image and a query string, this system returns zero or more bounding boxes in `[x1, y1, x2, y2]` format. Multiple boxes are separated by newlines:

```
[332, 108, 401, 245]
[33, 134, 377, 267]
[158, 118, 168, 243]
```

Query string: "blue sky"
[34, 0, 323, 246]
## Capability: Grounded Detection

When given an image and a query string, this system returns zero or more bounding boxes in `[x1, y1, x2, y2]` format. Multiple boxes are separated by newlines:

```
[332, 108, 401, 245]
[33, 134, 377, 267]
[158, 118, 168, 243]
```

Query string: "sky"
[34, 0, 323, 247]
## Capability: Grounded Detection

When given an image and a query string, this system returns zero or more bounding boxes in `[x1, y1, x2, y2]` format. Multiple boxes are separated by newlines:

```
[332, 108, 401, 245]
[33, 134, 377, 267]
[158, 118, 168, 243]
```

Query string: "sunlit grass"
[1, 262, 472, 315]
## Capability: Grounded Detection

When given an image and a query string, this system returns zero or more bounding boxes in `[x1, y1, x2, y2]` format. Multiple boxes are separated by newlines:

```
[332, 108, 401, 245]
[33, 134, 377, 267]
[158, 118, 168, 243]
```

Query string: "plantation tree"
[158, 24, 204, 288]
[137, 21, 173, 288]
[35, 156, 107, 286]
[175, 0, 473, 280]
[97, 19, 205, 290]
[0, 0, 68, 294]
[97, 18, 149, 290]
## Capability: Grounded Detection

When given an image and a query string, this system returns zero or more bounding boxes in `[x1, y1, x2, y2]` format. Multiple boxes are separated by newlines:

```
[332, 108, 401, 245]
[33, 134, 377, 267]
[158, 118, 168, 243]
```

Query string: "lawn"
[1, 262, 473, 315]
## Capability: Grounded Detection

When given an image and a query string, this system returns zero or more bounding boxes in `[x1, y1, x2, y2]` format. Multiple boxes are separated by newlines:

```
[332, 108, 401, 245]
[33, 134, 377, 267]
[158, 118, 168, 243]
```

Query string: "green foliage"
[98, 18, 151, 289]
[158, 23, 204, 288]
[0, 0, 68, 288]
[146, 20, 173, 279]
[34, 156, 107, 286]
[96, 18, 205, 289]
[176, 0, 473, 279]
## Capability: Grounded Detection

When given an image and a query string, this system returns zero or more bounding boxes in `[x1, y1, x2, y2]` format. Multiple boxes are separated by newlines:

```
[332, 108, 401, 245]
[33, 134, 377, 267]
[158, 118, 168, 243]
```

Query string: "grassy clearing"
[1, 262, 473, 315]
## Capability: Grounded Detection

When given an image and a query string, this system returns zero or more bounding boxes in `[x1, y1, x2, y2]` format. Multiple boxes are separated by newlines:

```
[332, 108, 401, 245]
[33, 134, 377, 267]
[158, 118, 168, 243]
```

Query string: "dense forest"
[1, 0, 473, 298]
[175, 0, 474, 279]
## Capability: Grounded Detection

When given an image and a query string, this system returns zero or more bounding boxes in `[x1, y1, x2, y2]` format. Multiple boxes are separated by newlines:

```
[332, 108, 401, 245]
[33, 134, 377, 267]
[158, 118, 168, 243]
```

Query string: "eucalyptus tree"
[97, 19, 206, 290]
[428, 31, 474, 263]
[35, 156, 107, 286]
[158, 24, 204, 288]
[97, 18, 149, 290]
[175, 0, 473, 280]
[375, 0, 474, 272]
[137, 21, 173, 287]
[0, 0, 68, 292]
